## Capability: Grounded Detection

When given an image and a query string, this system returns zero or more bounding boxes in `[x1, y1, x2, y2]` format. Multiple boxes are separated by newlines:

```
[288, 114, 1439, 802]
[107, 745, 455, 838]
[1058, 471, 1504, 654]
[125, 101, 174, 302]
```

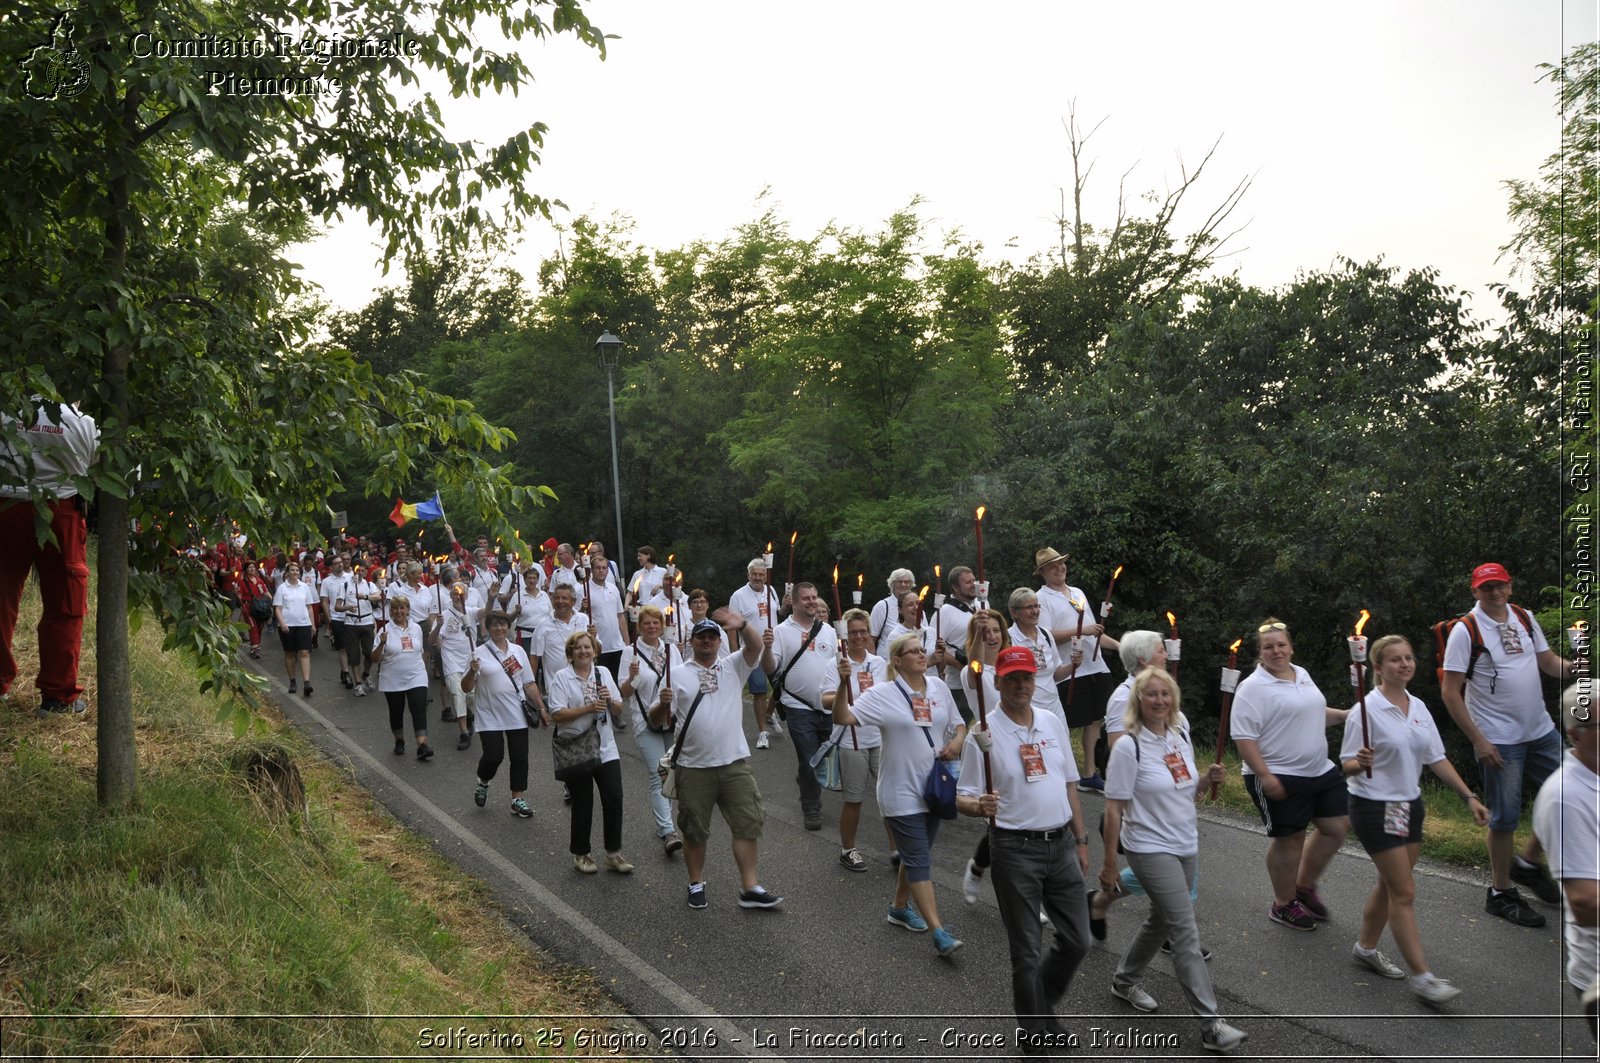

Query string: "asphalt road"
[253, 642, 1593, 1062]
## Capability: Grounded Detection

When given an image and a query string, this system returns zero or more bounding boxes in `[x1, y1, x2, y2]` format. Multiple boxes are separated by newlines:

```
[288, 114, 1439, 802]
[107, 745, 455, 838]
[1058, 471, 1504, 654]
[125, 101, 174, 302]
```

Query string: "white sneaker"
[1411, 973, 1462, 1006]
[353, 681, 366, 697]
[1201, 1020, 1247, 1053]
[756, 731, 770, 750]
[1039, 907, 1050, 924]
[769, 718, 785, 736]
[961, 859, 982, 904]
[1352, 944, 1404, 979]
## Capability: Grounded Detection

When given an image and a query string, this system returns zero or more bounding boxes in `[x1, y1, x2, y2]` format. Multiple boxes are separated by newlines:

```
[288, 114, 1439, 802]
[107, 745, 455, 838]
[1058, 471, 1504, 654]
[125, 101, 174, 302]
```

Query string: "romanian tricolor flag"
[389, 492, 445, 528]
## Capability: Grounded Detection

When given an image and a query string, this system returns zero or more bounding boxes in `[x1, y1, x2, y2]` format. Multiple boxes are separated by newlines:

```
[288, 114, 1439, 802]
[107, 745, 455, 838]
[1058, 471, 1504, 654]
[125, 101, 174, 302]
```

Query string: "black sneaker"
[302, 683, 313, 697]
[340, 670, 352, 689]
[288, 678, 297, 693]
[416, 743, 434, 761]
[474, 781, 488, 807]
[1510, 859, 1562, 904]
[687, 882, 708, 910]
[738, 886, 783, 909]
[393, 738, 405, 756]
[1485, 886, 1545, 927]
[37, 698, 86, 716]
[456, 732, 472, 751]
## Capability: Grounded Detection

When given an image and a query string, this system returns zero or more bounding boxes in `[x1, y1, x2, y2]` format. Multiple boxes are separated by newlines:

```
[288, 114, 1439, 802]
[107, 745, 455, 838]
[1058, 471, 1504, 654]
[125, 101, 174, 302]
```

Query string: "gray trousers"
[1117, 850, 1219, 1022]
[989, 830, 1092, 1036]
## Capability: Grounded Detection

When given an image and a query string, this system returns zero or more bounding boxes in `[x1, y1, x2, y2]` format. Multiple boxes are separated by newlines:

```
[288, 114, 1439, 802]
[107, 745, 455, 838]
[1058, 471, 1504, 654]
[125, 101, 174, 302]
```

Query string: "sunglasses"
[1257, 622, 1288, 634]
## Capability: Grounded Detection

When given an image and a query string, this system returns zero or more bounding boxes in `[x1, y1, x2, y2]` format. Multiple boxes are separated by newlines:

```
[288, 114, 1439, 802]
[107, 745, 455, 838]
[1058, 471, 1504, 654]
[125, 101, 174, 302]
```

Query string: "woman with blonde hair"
[547, 630, 632, 874]
[1341, 634, 1485, 1005]
[1102, 667, 1244, 1053]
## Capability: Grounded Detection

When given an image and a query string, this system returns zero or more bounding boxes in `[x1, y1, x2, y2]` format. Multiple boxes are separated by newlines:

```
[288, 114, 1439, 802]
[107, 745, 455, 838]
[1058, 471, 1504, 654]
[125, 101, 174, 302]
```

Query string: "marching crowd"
[197, 531, 1594, 1056]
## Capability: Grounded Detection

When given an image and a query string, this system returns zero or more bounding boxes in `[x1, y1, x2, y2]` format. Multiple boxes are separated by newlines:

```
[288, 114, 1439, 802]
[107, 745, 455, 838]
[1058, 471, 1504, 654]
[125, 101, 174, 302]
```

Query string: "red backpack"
[1432, 604, 1536, 687]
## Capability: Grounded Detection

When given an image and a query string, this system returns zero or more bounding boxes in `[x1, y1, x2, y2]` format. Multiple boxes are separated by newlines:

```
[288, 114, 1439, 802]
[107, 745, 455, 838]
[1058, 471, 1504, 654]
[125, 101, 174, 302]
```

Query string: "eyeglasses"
[896, 647, 927, 658]
[1257, 622, 1288, 634]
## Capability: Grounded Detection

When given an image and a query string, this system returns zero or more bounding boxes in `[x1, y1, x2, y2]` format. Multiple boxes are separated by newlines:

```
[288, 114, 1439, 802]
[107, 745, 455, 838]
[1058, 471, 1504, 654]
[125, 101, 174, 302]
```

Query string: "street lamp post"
[595, 330, 625, 583]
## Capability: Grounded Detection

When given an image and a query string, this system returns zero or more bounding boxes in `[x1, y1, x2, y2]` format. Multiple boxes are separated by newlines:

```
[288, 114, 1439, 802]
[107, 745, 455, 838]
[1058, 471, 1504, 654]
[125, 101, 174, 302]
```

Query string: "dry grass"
[1, 564, 615, 1058]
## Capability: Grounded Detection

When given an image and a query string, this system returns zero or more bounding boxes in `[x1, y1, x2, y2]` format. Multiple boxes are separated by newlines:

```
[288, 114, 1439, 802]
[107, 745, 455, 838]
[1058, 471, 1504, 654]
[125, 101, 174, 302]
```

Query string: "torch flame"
[1113, 564, 1124, 579]
[1165, 611, 1177, 628]
[668, 554, 675, 564]
[919, 585, 929, 601]
[766, 541, 773, 552]
[975, 505, 987, 521]
[789, 530, 798, 545]
[856, 573, 864, 588]
[934, 563, 942, 577]
[1355, 609, 1371, 637]
[970, 658, 982, 674]
[832, 563, 839, 584]
[1229, 638, 1243, 653]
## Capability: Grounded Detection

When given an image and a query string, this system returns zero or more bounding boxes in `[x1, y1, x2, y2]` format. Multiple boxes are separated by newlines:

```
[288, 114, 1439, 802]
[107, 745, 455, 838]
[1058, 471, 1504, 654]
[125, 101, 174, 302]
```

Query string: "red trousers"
[0, 498, 89, 702]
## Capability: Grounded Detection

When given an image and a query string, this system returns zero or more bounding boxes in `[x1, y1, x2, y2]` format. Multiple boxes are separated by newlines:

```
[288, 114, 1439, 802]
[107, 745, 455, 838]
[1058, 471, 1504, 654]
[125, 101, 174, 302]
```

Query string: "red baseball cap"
[542, 537, 559, 550]
[1471, 562, 1512, 588]
[996, 646, 1037, 677]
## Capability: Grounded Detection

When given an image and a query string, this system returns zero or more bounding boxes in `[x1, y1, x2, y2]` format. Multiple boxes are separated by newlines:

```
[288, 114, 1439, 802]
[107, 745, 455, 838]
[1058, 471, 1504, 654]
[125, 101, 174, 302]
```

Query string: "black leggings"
[569, 758, 624, 856]
[385, 687, 428, 736]
[346, 625, 375, 677]
[477, 728, 530, 792]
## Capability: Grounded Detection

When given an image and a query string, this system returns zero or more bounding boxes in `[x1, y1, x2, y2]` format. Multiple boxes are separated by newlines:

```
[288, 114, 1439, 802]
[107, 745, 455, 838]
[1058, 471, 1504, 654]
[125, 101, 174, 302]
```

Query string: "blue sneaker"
[887, 904, 928, 932]
[932, 926, 963, 956]
[1079, 774, 1106, 792]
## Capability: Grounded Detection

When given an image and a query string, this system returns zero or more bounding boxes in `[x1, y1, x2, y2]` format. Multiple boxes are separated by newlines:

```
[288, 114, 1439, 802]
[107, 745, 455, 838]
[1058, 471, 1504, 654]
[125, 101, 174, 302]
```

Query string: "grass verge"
[1, 573, 610, 1058]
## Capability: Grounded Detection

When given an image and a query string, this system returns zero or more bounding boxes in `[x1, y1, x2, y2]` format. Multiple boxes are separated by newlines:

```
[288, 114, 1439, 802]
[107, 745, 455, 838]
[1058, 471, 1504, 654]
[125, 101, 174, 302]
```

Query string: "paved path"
[253, 645, 1592, 1061]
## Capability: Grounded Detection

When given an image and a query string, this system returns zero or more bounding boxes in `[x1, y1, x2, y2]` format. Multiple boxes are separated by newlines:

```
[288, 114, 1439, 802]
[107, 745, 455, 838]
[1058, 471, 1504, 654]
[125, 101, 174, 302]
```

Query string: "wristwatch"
[1074, 835, 1089, 845]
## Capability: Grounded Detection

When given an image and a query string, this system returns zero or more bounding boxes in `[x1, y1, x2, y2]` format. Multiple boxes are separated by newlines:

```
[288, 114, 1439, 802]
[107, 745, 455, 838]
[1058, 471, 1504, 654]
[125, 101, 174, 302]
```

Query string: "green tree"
[0, 0, 603, 807]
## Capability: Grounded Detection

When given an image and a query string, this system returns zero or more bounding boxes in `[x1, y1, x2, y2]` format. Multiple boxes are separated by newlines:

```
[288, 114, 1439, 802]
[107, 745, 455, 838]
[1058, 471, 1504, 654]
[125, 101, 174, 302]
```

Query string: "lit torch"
[1165, 611, 1181, 682]
[974, 505, 988, 605]
[1211, 638, 1244, 799]
[971, 658, 994, 826]
[1350, 609, 1373, 778]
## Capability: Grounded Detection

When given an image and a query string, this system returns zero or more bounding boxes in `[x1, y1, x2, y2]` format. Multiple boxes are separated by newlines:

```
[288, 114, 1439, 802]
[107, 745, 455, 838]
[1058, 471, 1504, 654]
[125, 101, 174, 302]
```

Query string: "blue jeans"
[785, 706, 831, 815]
[633, 728, 676, 838]
[1480, 727, 1564, 832]
[989, 829, 1091, 1036]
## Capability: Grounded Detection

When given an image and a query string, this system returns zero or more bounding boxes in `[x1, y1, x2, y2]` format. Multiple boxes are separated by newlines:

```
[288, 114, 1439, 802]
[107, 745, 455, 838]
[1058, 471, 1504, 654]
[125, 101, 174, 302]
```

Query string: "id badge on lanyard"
[1019, 742, 1047, 783]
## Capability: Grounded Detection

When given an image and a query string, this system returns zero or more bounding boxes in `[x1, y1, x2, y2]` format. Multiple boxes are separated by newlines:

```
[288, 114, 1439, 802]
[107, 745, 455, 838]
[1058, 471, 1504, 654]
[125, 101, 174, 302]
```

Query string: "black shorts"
[1060, 670, 1112, 729]
[278, 624, 313, 652]
[1349, 794, 1425, 853]
[329, 619, 350, 653]
[1245, 766, 1348, 837]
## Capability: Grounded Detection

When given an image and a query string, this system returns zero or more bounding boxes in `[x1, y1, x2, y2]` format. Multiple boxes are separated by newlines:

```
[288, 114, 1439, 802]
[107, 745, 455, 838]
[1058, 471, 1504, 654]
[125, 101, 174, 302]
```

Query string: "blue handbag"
[897, 680, 958, 819]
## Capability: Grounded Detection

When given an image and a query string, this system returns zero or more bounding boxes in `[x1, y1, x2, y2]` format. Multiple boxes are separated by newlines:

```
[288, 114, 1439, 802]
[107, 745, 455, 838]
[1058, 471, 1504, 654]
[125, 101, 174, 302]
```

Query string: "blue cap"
[691, 619, 723, 637]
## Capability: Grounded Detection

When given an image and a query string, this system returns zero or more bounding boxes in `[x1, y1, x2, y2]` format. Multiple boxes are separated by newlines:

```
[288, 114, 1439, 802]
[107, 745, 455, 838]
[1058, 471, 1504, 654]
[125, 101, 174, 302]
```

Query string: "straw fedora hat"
[1034, 547, 1070, 573]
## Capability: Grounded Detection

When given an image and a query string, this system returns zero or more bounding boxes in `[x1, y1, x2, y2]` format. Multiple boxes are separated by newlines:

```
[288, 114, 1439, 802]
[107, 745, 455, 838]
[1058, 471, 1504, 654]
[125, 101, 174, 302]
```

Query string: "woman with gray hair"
[1007, 587, 1074, 725]
[1104, 631, 1168, 752]
[871, 568, 917, 655]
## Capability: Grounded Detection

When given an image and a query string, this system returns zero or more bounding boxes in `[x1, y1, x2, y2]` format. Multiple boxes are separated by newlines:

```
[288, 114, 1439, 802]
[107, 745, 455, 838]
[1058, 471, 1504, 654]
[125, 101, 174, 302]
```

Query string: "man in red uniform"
[0, 397, 99, 715]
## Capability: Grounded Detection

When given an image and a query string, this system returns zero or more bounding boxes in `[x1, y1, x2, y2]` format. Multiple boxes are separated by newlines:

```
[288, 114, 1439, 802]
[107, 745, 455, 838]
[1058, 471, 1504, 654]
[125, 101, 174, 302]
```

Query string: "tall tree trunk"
[96, 87, 139, 808]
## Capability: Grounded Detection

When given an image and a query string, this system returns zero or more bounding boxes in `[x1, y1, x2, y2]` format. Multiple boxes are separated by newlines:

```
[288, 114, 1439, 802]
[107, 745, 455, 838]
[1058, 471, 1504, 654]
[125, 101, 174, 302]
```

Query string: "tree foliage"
[0, 0, 604, 805]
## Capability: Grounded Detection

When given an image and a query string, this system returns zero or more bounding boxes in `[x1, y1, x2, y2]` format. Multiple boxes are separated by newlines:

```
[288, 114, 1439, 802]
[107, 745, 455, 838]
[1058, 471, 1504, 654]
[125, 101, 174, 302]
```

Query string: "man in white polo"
[763, 582, 838, 832]
[1443, 562, 1577, 927]
[729, 557, 782, 748]
[655, 614, 783, 911]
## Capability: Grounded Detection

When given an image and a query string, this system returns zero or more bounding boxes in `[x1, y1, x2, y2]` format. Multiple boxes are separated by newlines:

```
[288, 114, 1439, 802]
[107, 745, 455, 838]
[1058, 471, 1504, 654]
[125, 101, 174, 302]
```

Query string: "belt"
[993, 825, 1070, 842]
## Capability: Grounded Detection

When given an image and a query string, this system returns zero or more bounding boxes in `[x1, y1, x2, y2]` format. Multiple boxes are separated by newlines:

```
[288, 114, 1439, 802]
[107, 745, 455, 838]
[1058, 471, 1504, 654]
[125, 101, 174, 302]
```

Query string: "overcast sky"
[298, 0, 1594, 323]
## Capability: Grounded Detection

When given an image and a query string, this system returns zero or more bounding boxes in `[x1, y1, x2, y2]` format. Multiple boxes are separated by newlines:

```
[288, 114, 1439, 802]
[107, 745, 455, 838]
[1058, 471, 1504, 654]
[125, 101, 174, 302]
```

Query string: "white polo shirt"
[436, 604, 481, 676]
[958, 703, 1079, 831]
[936, 599, 978, 687]
[1533, 751, 1600, 991]
[533, 610, 589, 686]
[850, 676, 960, 818]
[833, 654, 888, 749]
[729, 581, 780, 637]
[668, 650, 756, 768]
[584, 578, 627, 652]
[548, 665, 624, 764]
[1339, 691, 1447, 801]
[471, 640, 535, 732]
[1105, 674, 1135, 737]
[376, 620, 429, 692]
[1444, 604, 1556, 745]
[0, 400, 98, 499]
[770, 616, 839, 715]
[619, 639, 681, 736]
[271, 580, 318, 628]
[320, 571, 353, 622]
[628, 564, 665, 603]
[1105, 714, 1201, 855]
[1009, 624, 1066, 724]
[343, 577, 380, 627]
[389, 581, 441, 627]
[1230, 663, 1335, 778]
[1038, 583, 1110, 678]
